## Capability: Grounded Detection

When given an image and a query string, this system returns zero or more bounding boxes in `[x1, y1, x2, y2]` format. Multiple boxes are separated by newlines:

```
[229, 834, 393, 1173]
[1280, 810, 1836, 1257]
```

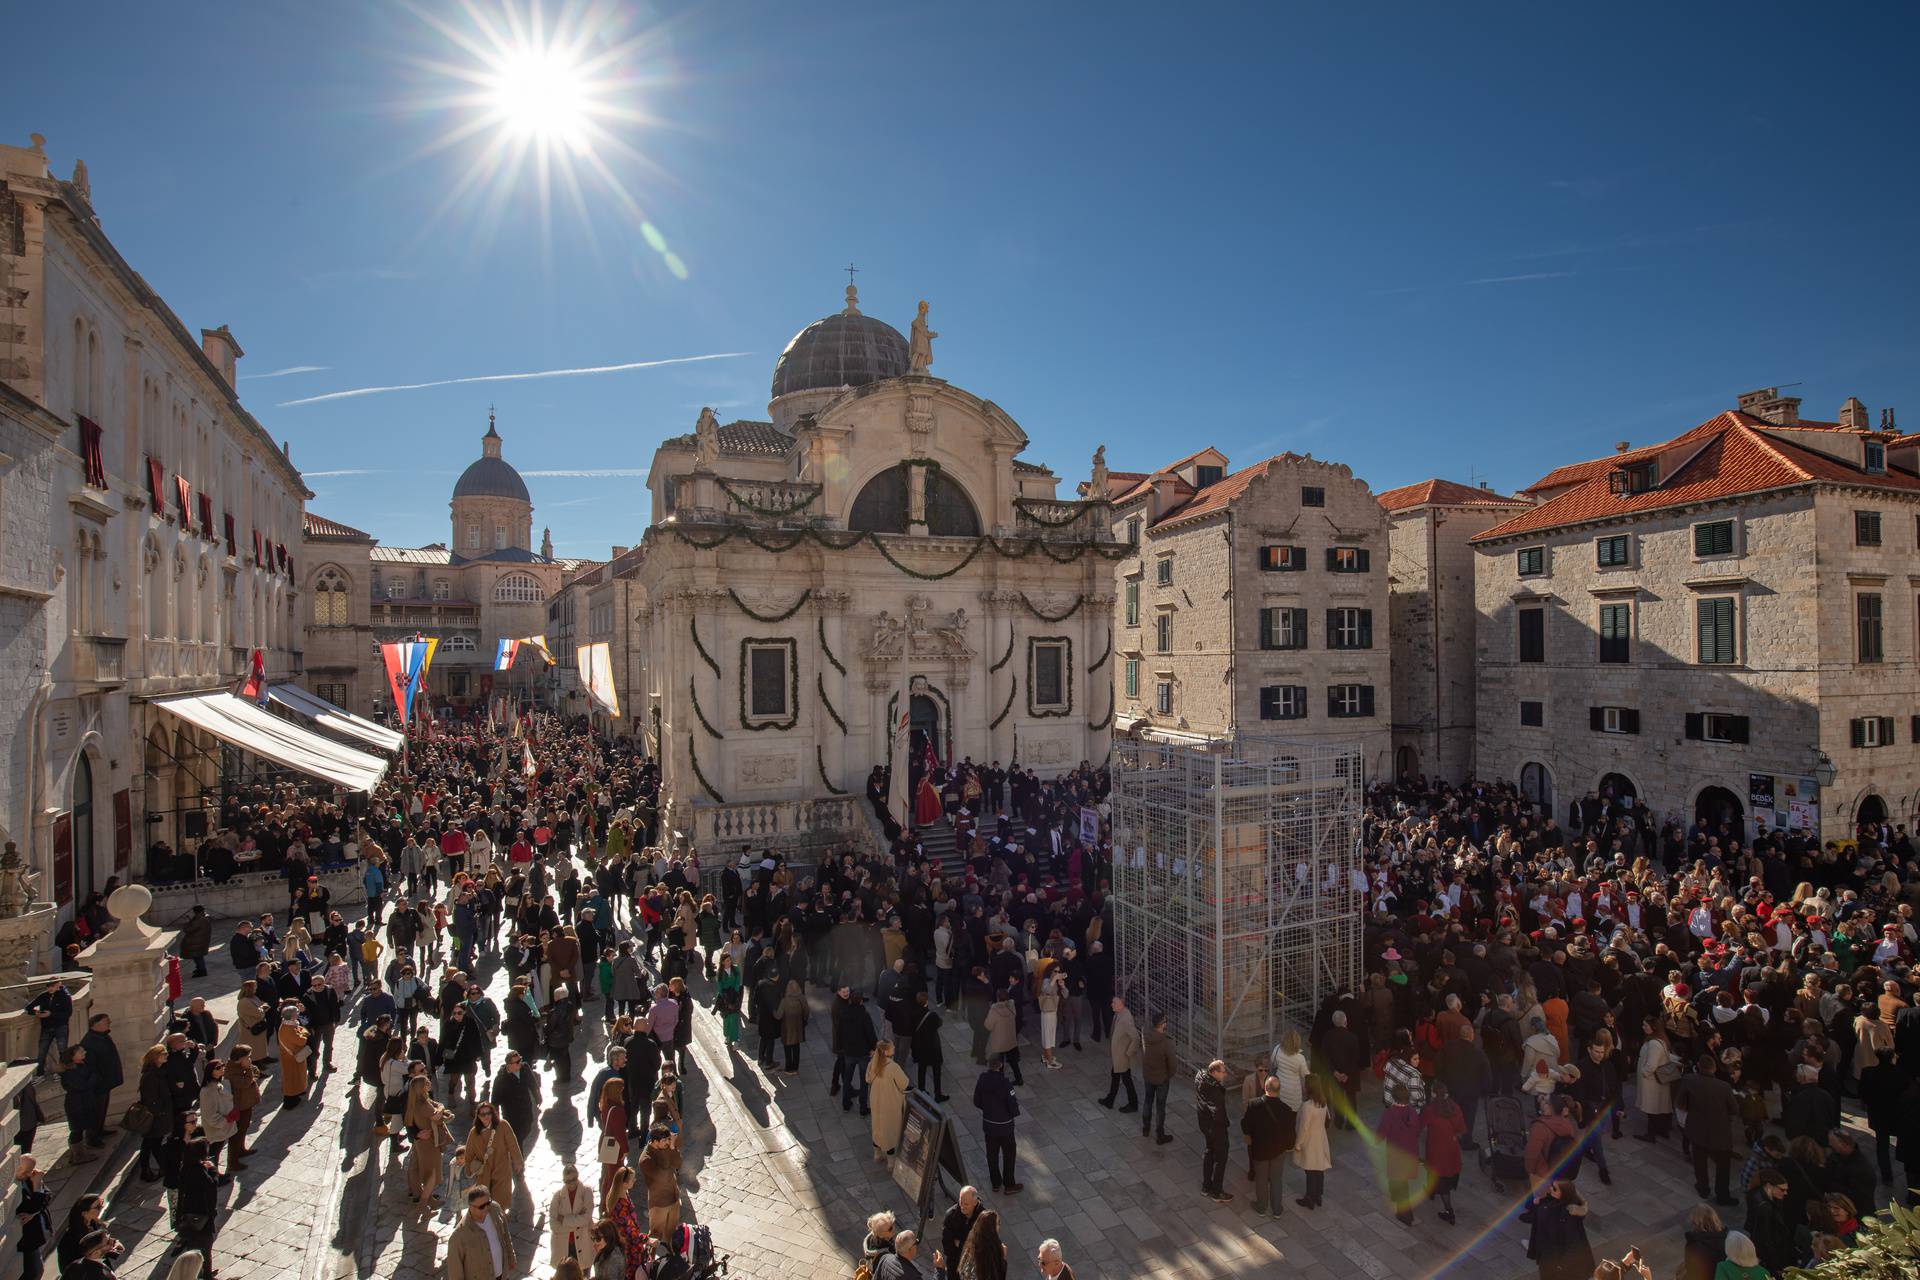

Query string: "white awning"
[267, 683, 404, 753]
[154, 691, 390, 793]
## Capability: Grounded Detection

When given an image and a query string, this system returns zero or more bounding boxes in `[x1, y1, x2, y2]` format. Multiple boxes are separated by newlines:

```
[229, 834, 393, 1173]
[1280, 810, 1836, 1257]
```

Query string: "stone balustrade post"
[77, 884, 176, 1122]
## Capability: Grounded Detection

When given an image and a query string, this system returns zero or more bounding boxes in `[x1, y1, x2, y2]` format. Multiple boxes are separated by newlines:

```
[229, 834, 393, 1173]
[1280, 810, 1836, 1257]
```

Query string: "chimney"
[1736, 386, 1800, 425]
[1884, 407, 1899, 432]
[1479, 481, 1492, 490]
[1838, 397, 1870, 431]
[611, 545, 630, 558]
[201, 325, 243, 389]
[1149, 471, 1182, 523]
[1614, 441, 1630, 453]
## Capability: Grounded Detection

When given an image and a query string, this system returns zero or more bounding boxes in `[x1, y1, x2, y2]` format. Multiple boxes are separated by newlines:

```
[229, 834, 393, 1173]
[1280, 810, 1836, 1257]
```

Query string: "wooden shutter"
[1324, 609, 1338, 647]
[1259, 687, 1278, 719]
[1328, 687, 1341, 717]
[1359, 609, 1373, 648]
[1879, 716, 1895, 744]
[1590, 707, 1604, 732]
[1259, 609, 1274, 650]
[1289, 608, 1307, 649]
[1620, 708, 1640, 734]
[1725, 716, 1749, 745]
[1684, 713, 1703, 740]
[1359, 685, 1375, 716]
[1850, 718, 1865, 748]
[1355, 549, 1370, 572]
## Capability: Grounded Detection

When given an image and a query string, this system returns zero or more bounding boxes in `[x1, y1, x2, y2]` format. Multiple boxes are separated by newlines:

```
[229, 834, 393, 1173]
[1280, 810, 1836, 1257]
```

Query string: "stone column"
[815, 591, 853, 795]
[78, 883, 176, 1122]
[980, 591, 1020, 766]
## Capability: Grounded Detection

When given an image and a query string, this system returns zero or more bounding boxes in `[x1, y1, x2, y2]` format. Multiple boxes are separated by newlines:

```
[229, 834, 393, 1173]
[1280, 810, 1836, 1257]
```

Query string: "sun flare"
[486, 44, 592, 147]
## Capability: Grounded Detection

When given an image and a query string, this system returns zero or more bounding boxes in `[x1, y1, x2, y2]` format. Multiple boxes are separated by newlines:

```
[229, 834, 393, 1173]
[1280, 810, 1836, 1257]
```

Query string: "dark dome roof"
[453, 454, 530, 503]
[771, 303, 909, 398]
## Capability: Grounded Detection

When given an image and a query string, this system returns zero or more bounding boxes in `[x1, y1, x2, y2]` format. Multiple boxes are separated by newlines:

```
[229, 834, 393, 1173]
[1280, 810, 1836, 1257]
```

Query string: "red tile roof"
[1474, 411, 1920, 543]
[1376, 478, 1527, 512]
[1159, 446, 1226, 475]
[1154, 458, 1274, 526]
[302, 511, 371, 540]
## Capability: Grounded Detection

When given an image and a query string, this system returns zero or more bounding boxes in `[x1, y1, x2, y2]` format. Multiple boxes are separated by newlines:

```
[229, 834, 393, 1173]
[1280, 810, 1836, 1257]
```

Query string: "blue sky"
[8, 3, 1919, 556]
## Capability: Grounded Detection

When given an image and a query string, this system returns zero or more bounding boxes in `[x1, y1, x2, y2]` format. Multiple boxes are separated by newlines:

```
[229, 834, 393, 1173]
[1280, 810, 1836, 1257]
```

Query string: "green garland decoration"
[674, 527, 735, 550]
[1013, 496, 1108, 527]
[664, 522, 1135, 570]
[688, 735, 724, 803]
[690, 679, 724, 740]
[989, 677, 1018, 730]
[1027, 635, 1074, 719]
[818, 615, 845, 675]
[816, 671, 847, 734]
[728, 587, 811, 624]
[1088, 688, 1113, 732]
[869, 533, 988, 581]
[738, 636, 799, 731]
[1020, 592, 1084, 623]
[690, 618, 721, 678]
[1087, 628, 1112, 674]
[816, 745, 847, 796]
[988, 623, 1015, 674]
[714, 476, 821, 516]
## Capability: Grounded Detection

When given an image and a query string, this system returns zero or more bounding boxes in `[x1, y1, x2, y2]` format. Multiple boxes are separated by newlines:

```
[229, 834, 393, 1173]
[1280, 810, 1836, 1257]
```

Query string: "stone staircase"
[915, 821, 965, 880]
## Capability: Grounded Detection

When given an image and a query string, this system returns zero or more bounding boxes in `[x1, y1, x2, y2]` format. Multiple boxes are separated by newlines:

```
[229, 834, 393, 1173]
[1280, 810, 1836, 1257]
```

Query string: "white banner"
[577, 642, 621, 717]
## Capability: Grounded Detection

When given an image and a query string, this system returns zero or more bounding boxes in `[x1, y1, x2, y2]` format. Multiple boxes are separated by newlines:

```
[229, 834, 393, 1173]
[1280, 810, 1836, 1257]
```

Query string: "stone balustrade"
[670, 475, 825, 525]
[1013, 498, 1110, 541]
[690, 795, 869, 856]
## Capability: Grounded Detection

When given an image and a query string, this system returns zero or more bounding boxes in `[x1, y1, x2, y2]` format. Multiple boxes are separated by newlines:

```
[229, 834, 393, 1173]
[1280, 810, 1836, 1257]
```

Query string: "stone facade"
[1473, 394, 1920, 842]
[1379, 480, 1529, 783]
[616, 286, 1121, 844]
[1, 137, 307, 928]
[1105, 449, 1393, 780]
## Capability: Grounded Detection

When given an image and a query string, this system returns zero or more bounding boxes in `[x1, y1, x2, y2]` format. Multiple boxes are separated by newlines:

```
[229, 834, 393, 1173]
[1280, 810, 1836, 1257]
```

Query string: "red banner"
[147, 456, 165, 508]
[223, 513, 237, 557]
[113, 789, 132, 872]
[78, 416, 107, 489]
[174, 474, 191, 524]
[199, 493, 215, 539]
[52, 813, 72, 905]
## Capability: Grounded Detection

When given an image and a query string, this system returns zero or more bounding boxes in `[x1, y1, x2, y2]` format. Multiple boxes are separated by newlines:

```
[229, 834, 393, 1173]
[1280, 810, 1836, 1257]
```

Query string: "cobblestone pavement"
[86, 887, 1890, 1280]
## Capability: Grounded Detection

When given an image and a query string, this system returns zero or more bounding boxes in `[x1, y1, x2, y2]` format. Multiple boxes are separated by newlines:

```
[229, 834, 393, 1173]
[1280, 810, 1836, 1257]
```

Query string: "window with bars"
[1693, 520, 1735, 557]
[1259, 685, 1307, 720]
[1598, 603, 1630, 663]
[1696, 597, 1736, 664]
[1327, 607, 1372, 649]
[1259, 544, 1305, 572]
[1327, 684, 1374, 718]
[1517, 607, 1545, 663]
[1857, 592, 1884, 663]
[1300, 486, 1325, 507]
[1258, 606, 1306, 650]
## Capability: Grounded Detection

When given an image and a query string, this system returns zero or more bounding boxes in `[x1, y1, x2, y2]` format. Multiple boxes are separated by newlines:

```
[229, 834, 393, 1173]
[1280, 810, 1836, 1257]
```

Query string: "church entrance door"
[911, 694, 941, 766]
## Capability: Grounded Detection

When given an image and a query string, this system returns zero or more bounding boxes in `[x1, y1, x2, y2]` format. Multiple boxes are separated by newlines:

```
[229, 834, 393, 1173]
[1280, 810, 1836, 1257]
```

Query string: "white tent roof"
[154, 691, 390, 793]
[267, 683, 404, 753]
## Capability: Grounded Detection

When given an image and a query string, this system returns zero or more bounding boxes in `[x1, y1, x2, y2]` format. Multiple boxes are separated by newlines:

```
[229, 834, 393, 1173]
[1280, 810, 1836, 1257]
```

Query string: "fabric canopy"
[267, 683, 405, 753]
[154, 691, 390, 793]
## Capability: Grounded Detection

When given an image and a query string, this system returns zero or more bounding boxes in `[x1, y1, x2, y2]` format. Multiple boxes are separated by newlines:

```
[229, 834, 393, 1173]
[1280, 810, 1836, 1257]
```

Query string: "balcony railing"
[71, 634, 126, 687]
[1013, 498, 1111, 541]
[690, 795, 868, 855]
[670, 475, 824, 525]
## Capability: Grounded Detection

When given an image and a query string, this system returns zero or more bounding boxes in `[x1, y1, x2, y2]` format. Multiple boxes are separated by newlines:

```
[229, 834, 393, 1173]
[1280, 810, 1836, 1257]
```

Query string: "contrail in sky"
[242, 364, 329, 380]
[278, 352, 751, 407]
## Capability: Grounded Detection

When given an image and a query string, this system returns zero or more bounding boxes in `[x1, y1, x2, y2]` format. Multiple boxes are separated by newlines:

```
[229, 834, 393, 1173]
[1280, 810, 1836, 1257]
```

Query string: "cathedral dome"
[453, 420, 531, 503]
[770, 285, 909, 399]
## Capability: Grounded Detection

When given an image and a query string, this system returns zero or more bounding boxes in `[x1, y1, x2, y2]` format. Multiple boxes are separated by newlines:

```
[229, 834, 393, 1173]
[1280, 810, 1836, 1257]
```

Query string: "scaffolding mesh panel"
[1110, 735, 1364, 1069]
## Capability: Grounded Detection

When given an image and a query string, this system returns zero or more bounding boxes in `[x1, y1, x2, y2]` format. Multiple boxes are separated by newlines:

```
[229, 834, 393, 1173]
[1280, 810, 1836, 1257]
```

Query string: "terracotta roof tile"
[661, 420, 790, 457]
[302, 511, 371, 540]
[1150, 457, 1288, 527]
[1011, 457, 1053, 475]
[1376, 478, 1527, 512]
[1474, 412, 1920, 543]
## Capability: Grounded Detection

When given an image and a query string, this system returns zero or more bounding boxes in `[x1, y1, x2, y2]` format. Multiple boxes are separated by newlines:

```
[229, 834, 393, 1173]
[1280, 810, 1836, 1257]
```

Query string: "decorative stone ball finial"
[29, 134, 47, 154]
[844, 283, 860, 315]
[108, 882, 153, 924]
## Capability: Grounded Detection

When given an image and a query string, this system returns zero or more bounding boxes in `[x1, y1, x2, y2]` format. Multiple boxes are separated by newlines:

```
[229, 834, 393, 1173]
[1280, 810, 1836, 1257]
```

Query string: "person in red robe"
[913, 774, 942, 827]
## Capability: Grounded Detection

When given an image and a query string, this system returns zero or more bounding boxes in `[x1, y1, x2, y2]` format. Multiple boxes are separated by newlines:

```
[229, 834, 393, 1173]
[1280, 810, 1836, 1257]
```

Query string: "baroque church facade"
[618, 284, 1126, 841]
[301, 417, 587, 719]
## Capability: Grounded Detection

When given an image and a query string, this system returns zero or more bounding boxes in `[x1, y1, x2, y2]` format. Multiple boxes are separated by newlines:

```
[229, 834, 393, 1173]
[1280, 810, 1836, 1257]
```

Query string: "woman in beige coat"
[277, 1005, 312, 1106]
[235, 983, 270, 1062]
[1292, 1077, 1332, 1209]
[405, 1090, 452, 1212]
[864, 1040, 910, 1162]
[462, 1100, 525, 1207]
[548, 1164, 596, 1265]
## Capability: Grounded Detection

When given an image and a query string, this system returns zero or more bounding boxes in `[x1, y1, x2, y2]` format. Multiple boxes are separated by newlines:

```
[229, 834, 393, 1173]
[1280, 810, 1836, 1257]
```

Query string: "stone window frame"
[1596, 601, 1632, 664]
[1519, 699, 1544, 727]
[1154, 555, 1174, 586]
[1123, 658, 1139, 699]
[1154, 610, 1173, 654]
[1695, 595, 1740, 666]
[1300, 486, 1326, 508]
[741, 636, 799, 729]
[1516, 546, 1546, 577]
[1690, 516, 1738, 561]
[1027, 636, 1073, 717]
[1854, 509, 1883, 547]
[1516, 605, 1546, 664]
[1594, 533, 1632, 569]
[1855, 591, 1885, 664]
[1154, 678, 1173, 715]
[1123, 578, 1139, 627]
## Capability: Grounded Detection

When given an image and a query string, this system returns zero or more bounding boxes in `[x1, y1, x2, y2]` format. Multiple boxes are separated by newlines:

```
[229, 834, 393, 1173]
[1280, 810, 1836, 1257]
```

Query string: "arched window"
[847, 464, 981, 537]
[444, 634, 477, 652]
[386, 577, 407, 600]
[494, 573, 541, 603]
[313, 566, 350, 626]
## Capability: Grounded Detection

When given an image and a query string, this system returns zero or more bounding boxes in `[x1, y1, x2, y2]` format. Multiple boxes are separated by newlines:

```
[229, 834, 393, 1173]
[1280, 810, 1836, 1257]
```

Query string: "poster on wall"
[1749, 772, 1819, 833]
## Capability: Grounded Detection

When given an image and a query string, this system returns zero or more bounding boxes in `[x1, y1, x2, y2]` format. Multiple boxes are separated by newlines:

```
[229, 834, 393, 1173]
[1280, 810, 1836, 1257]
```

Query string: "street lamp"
[1809, 749, 1838, 789]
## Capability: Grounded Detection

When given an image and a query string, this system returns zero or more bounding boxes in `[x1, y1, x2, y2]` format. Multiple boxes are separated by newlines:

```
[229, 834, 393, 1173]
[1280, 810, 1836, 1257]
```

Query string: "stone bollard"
[77, 883, 177, 1122]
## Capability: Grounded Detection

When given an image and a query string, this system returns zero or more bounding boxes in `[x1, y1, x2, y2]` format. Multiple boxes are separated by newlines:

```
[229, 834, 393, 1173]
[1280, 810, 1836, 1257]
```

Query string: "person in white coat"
[1270, 1029, 1310, 1110]
[1633, 1016, 1675, 1141]
[198, 1060, 238, 1182]
[1292, 1077, 1332, 1209]
[549, 1164, 596, 1265]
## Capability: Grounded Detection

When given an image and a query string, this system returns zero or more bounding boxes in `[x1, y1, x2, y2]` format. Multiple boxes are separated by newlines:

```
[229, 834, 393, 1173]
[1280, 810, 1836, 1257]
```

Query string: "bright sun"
[487, 45, 591, 147]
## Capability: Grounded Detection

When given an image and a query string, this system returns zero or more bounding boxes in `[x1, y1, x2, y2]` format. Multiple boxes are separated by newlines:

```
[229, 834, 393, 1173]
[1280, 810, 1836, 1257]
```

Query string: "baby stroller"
[1478, 1095, 1528, 1194]
[647, 1225, 729, 1280]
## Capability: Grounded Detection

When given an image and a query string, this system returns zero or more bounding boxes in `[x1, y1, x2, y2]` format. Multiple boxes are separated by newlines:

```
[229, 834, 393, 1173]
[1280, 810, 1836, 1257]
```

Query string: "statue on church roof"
[71, 157, 90, 203]
[1090, 445, 1108, 498]
[693, 406, 720, 472]
[908, 300, 937, 374]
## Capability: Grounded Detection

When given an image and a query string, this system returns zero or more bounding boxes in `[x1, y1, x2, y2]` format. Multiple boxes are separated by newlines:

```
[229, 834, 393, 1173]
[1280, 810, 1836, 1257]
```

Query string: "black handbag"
[123, 1102, 155, 1136]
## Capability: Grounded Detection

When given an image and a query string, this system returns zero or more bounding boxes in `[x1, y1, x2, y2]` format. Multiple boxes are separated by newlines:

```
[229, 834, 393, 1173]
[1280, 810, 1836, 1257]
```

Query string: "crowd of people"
[14, 713, 1920, 1280]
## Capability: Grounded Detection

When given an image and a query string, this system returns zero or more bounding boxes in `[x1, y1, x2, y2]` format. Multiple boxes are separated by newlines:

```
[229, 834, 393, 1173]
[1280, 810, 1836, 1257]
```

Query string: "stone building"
[1377, 479, 1528, 783]
[1101, 447, 1393, 778]
[1472, 389, 1920, 841]
[300, 416, 586, 719]
[1, 136, 307, 925]
[613, 283, 1124, 848]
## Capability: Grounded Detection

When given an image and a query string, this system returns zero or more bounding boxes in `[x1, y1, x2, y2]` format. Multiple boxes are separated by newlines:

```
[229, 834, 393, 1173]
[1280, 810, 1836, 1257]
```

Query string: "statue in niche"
[908, 300, 937, 374]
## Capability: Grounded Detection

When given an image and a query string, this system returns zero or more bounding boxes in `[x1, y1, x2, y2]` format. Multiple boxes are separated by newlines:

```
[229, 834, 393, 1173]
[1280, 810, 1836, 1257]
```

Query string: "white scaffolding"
[1109, 735, 1365, 1069]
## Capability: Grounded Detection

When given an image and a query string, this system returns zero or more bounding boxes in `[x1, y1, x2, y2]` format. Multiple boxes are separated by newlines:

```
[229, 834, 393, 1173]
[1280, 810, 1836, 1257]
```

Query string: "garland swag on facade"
[689, 679, 724, 740]
[728, 587, 812, 624]
[665, 523, 1134, 578]
[816, 671, 847, 734]
[988, 623, 1015, 674]
[713, 476, 821, 517]
[989, 677, 1018, 730]
[1019, 591, 1084, 623]
[817, 615, 846, 675]
[816, 745, 847, 795]
[690, 618, 721, 678]
[1087, 628, 1112, 673]
[688, 736, 724, 803]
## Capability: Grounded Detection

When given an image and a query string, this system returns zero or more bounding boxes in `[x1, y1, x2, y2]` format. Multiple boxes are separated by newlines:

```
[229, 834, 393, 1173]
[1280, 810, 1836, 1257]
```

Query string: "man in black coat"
[1318, 1010, 1363, 1130]
[1436, 1022, 1491, 1150]
[302, 976, 342, 1073]
[622, 1029, 662, 1139]
[1240, 1076, 1295, 1217]
[910, 992, 948, 1101]
[973, 1059, 1022, 1194]
[834, 990, 878, 1115]
[160, 1034, 202, 1134]
[228, 921, 262, 973]
[1194, 1060, 1233, 1202]
[1674, 1055, 1741, 1205]
[75, 1014, 122, 1147]
[179, 906, 214, 978]
[491, 1051, 542, 1145]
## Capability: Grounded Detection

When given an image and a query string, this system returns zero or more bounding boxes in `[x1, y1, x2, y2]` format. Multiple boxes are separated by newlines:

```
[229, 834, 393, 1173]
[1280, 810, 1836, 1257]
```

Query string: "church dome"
[770, 285, 909, 399]
[453, 420, 531, 503]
